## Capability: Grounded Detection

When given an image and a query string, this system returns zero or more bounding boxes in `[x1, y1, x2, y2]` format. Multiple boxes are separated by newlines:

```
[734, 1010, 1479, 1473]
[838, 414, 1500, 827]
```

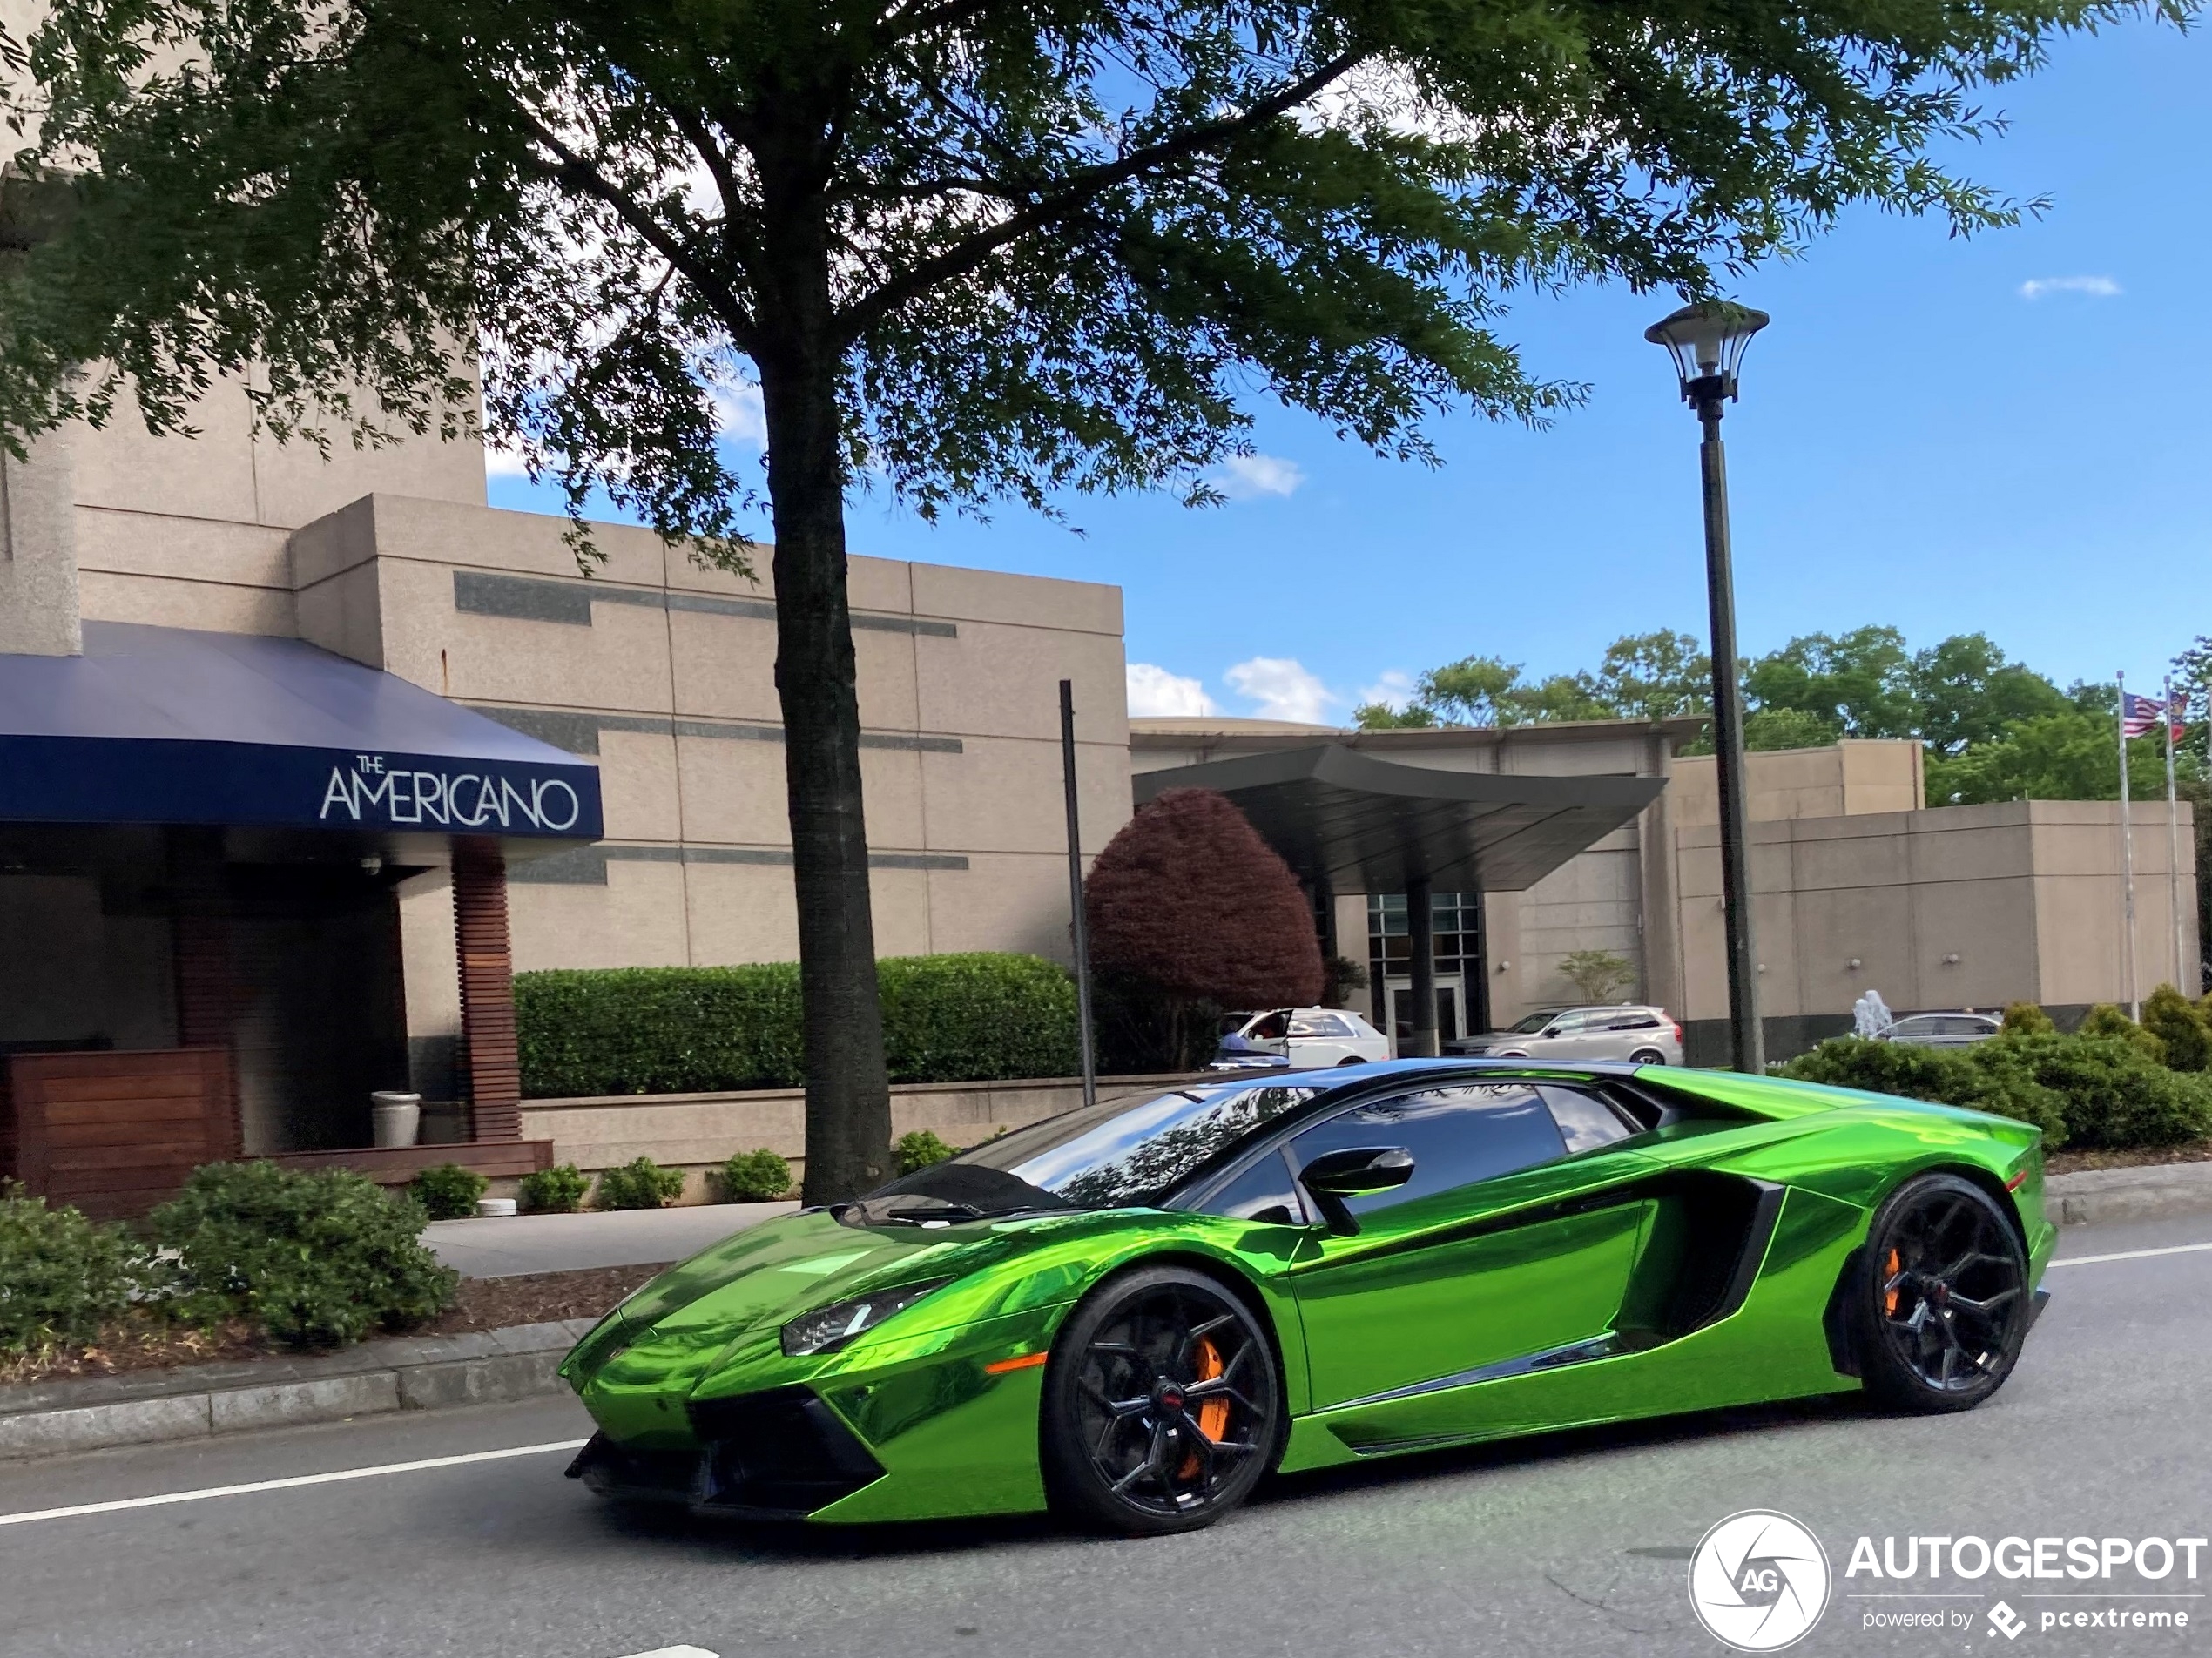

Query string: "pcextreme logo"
[1688, 1510, 1832, 1652]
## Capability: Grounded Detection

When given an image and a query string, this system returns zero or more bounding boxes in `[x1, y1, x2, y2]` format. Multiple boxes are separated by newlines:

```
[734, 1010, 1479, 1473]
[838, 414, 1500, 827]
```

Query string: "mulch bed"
[0, 1262, 671, 1392]
[2047, 1141, 2212, 1176]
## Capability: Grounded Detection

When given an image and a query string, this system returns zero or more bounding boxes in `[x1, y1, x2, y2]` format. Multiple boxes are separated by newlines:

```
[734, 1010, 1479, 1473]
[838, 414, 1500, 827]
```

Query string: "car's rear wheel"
[1041, 1265, 1280, 1535]
[1850, 1173, 2030, 1413]
[1629, 1048, 1667, 1065]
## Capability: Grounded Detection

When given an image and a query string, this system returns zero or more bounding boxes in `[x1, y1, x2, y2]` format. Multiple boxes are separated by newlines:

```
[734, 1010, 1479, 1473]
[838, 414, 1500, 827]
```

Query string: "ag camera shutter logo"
[1688, 1510, 1832, 1651]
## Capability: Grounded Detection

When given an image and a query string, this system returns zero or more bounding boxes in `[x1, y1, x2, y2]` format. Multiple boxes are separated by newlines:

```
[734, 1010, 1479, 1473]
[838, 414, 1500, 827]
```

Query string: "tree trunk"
[757, 226, 894, 1205]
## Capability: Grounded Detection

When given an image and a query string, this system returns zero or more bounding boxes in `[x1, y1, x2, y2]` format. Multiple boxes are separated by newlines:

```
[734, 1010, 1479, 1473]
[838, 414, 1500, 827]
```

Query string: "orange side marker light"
[984, 1351, 1049, 1375]
[2005, 1170, 2027, 1192]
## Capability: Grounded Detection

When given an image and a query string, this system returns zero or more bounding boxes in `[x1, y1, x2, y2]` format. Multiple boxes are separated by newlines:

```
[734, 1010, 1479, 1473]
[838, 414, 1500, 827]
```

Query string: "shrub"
[1559, 949, 1635, 1002]
[1085, 787, 1323, 1070]
[410, 1163, 488, 1221]
[519, 1163, 590, 1214]
[515, 953, 1078, 1097]
[0, 1182, 144, 1354]
[718, 1149, 792, 1202]
[2078, 1002, 2164, 1062]
[894, 1129, 957, 1176]
[1778, 1037, 2067, 1142]
[2000, 1034, 2212, 1149]
[2000, 1001, 2054, 1036]
[2141, 984, 2212, 1072]
[596, 1156, 685, 1210]
[150, 1163, 457, 1348]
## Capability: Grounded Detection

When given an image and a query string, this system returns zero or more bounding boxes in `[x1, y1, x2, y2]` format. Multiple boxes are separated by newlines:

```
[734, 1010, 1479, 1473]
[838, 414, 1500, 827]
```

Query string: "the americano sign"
[319, 752, 585, 833]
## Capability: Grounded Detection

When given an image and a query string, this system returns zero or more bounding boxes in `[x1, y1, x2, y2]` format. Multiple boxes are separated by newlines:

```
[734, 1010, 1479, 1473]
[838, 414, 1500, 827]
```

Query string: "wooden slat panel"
[9, 1048, 233, 1217]
[263, 1139, 554, 1184]
[39, 1097, 217, 1129]
[453, 839, 523, 1141]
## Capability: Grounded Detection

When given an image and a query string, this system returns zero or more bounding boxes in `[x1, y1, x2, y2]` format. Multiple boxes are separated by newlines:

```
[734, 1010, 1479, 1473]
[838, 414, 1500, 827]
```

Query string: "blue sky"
[490, 21, 2212, 725]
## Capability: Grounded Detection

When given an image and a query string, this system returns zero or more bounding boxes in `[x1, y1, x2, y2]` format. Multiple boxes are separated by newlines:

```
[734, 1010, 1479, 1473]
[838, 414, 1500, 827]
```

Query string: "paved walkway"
[422, 1203, 799, 1277]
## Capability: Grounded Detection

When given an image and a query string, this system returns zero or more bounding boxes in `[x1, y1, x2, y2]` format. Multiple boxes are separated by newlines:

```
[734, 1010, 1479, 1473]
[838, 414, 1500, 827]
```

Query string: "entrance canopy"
[0, 621, 602, 840]
[1133, 743, 1663, 892]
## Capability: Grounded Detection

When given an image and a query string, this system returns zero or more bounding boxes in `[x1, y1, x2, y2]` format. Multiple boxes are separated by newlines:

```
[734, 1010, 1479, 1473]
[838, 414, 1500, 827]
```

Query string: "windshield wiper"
[835, 1193, 989, 1229]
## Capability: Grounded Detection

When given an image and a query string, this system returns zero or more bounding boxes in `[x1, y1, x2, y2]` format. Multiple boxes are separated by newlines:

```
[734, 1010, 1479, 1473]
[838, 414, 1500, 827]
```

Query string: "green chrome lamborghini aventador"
[560, 1057, 2054, 1534]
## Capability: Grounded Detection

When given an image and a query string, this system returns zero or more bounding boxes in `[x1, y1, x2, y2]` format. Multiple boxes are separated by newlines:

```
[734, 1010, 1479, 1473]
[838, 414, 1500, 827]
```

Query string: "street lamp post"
[1647, 300, 1770, 1075]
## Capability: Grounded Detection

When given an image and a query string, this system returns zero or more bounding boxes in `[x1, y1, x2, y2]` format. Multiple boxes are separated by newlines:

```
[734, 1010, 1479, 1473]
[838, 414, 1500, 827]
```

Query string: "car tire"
[1847, 1173, 2031, 1414]
[1335, 1056, 1365, 1066]
[1629, 1048, 1667, 1066]
[1040, 1264, 1282, 1536]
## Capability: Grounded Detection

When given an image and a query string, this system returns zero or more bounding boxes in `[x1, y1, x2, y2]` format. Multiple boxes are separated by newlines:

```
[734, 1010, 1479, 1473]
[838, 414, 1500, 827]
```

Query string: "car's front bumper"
[570, 1300, 1070, 1523]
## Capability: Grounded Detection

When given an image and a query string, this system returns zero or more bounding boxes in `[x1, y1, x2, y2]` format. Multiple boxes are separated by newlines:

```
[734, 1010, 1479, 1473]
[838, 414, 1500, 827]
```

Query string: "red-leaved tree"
[1086, 789, 1323, 1069]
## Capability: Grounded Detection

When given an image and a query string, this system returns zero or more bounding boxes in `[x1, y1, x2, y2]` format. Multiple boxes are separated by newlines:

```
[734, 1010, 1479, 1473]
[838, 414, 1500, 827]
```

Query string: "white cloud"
[2019, 275, 2122, 300]
[1210, 452, 1305, 500]
[1358, 670, 1419, 711]
[1126, 663, 1220, 718]
[482, 443, 536, 479]
[1225, 656, 1336, 724]
[709, 381, 767, 448]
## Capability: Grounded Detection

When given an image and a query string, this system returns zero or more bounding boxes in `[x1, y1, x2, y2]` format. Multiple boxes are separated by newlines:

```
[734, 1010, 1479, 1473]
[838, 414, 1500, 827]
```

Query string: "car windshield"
[861, 1082, 1324, 1218]
[1507, 1010, 1562, 1034]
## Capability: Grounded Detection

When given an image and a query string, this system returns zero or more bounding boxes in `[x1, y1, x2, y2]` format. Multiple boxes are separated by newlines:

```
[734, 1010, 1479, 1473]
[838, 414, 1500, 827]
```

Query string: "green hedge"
[516, 952, 1080, 1097]
[1780, 1032, 2212, 1150]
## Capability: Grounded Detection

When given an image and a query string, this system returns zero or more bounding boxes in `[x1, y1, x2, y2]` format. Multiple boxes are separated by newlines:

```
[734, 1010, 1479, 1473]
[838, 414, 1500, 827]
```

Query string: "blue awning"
[0, 622, 603, 839]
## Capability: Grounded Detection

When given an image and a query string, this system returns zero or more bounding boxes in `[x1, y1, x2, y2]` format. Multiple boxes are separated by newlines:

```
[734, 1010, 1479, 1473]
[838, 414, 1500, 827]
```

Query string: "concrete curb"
[2047, 1160, 2212, 1227]
[0, 1318, 597, 1463]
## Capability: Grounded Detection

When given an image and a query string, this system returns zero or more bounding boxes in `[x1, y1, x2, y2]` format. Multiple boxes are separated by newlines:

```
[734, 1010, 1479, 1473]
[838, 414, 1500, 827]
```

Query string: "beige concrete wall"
[1670, 799, 2199, 1021]
[1669, 738, 1925, 828]
[66, 380, 484, 637]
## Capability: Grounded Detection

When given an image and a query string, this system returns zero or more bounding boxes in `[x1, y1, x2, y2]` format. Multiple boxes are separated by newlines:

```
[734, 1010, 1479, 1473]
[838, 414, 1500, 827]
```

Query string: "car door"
[1287, 1012, 1359, 1067]
[1529, 1009, 1599, 1059]
[1282, 1082, 1661, 1417]
[1592, 1008, 1665, 1060]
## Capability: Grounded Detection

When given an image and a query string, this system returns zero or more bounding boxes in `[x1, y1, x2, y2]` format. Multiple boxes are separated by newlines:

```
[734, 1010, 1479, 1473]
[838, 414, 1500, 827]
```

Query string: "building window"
[1367, 891, 1480, 979]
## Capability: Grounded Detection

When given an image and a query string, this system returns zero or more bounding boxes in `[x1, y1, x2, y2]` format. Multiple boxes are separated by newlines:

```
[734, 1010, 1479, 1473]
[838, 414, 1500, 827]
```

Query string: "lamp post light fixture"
[1647, 299, 1770, 1074]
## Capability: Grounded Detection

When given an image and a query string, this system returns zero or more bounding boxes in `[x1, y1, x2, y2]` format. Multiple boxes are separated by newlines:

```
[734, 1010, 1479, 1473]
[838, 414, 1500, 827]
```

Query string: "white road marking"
[0, 1438, 590, 1528]
[2050, 1240, 2212, 1268]
[617, 1649, 720, 1657]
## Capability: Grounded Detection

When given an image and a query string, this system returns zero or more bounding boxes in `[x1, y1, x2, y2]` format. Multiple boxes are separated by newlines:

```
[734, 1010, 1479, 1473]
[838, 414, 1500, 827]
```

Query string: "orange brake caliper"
[1884, 1248, 1902, 1315]
[1177, 1338, 1231, 1480]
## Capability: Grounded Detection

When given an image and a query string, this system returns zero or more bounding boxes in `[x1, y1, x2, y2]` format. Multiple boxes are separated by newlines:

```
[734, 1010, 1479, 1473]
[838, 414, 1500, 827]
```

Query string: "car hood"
[563, 1205, 1108, 1388]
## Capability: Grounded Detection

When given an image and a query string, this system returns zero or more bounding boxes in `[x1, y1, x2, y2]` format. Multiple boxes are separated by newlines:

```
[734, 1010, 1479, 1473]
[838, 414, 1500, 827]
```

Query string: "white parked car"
[1211, 1007, 1392, 1070]
[1444, 1004, 1684, 1065]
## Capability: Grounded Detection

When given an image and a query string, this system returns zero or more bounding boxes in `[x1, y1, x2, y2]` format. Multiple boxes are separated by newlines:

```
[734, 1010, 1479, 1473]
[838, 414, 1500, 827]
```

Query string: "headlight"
[780, 1278, 951, 1357]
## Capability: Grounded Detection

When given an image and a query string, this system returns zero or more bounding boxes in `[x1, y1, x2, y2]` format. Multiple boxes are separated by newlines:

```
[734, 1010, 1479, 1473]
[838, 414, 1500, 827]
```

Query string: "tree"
[1739, 626, 1917, 744]
[0, 0, 2141, 1197]
[1591, 631, 1710, 724]
[1086, 788, 1322, 1068]
[1909, 633, 2070, 758]
[1558, 949, 1634, 1002]
[1923, 711, 2180, 805]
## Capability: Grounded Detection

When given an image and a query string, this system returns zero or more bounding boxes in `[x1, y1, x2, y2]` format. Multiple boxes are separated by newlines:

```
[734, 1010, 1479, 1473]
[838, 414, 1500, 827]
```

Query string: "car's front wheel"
[1040, 1265, 1281, 1535]
[1848, 1172, 2031, 1413]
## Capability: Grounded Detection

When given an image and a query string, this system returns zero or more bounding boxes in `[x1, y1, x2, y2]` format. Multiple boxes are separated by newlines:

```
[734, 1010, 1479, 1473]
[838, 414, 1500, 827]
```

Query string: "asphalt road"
[3, 1216, 2209, 1658]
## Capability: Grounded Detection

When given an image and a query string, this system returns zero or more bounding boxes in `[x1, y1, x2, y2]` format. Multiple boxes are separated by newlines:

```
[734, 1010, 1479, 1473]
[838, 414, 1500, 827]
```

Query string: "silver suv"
[1445, 1004, 1684, 1065]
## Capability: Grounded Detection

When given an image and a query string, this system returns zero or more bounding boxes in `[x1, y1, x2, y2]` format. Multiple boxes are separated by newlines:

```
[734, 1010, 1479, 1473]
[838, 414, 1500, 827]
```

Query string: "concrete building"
[1136, 722, 2198, 1062]
[2, 388, 2195, 1210]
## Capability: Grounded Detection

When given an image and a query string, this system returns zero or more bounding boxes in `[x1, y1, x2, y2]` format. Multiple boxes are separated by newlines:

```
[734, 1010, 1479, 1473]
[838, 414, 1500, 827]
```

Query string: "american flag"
[2121, 690, 2165, 739]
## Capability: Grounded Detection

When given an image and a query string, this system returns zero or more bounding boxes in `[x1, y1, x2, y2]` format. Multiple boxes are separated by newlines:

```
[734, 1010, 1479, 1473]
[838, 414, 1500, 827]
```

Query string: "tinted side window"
[1290, 1086, 1567, 1217]
[1199, 1149, 1305, 1226]
[1539, 1085, 1637, 1156]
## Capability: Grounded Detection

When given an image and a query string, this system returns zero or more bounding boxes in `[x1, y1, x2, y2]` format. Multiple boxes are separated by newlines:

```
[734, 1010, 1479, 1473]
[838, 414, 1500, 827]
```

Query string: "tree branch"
[509, 108, 761, 350]
[835, 49, 1365, 340]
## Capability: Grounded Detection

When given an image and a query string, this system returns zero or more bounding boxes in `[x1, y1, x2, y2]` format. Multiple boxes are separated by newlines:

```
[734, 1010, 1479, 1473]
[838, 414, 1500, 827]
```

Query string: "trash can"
[370, 1090, 423, 1149]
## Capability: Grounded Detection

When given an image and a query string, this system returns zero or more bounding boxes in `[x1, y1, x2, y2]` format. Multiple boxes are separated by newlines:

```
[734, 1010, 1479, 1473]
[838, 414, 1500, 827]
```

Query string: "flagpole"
[2167, 673, 2183, 994]
[2119, 670, 2140, 1021]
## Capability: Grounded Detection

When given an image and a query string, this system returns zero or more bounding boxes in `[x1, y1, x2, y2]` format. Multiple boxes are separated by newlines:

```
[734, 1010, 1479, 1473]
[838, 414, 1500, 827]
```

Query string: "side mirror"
[1297, 1146, 1415, 1235]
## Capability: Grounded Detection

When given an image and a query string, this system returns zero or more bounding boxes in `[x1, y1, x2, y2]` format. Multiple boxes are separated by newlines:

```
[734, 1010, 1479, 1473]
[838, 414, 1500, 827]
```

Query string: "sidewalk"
[423, 1203, 799, 1277]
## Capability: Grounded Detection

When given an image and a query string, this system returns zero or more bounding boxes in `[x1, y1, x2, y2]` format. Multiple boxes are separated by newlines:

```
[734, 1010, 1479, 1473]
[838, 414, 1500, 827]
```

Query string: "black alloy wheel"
[1851, 1172, 2031, 1412]
[1041, 1265, 1280, 1535]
